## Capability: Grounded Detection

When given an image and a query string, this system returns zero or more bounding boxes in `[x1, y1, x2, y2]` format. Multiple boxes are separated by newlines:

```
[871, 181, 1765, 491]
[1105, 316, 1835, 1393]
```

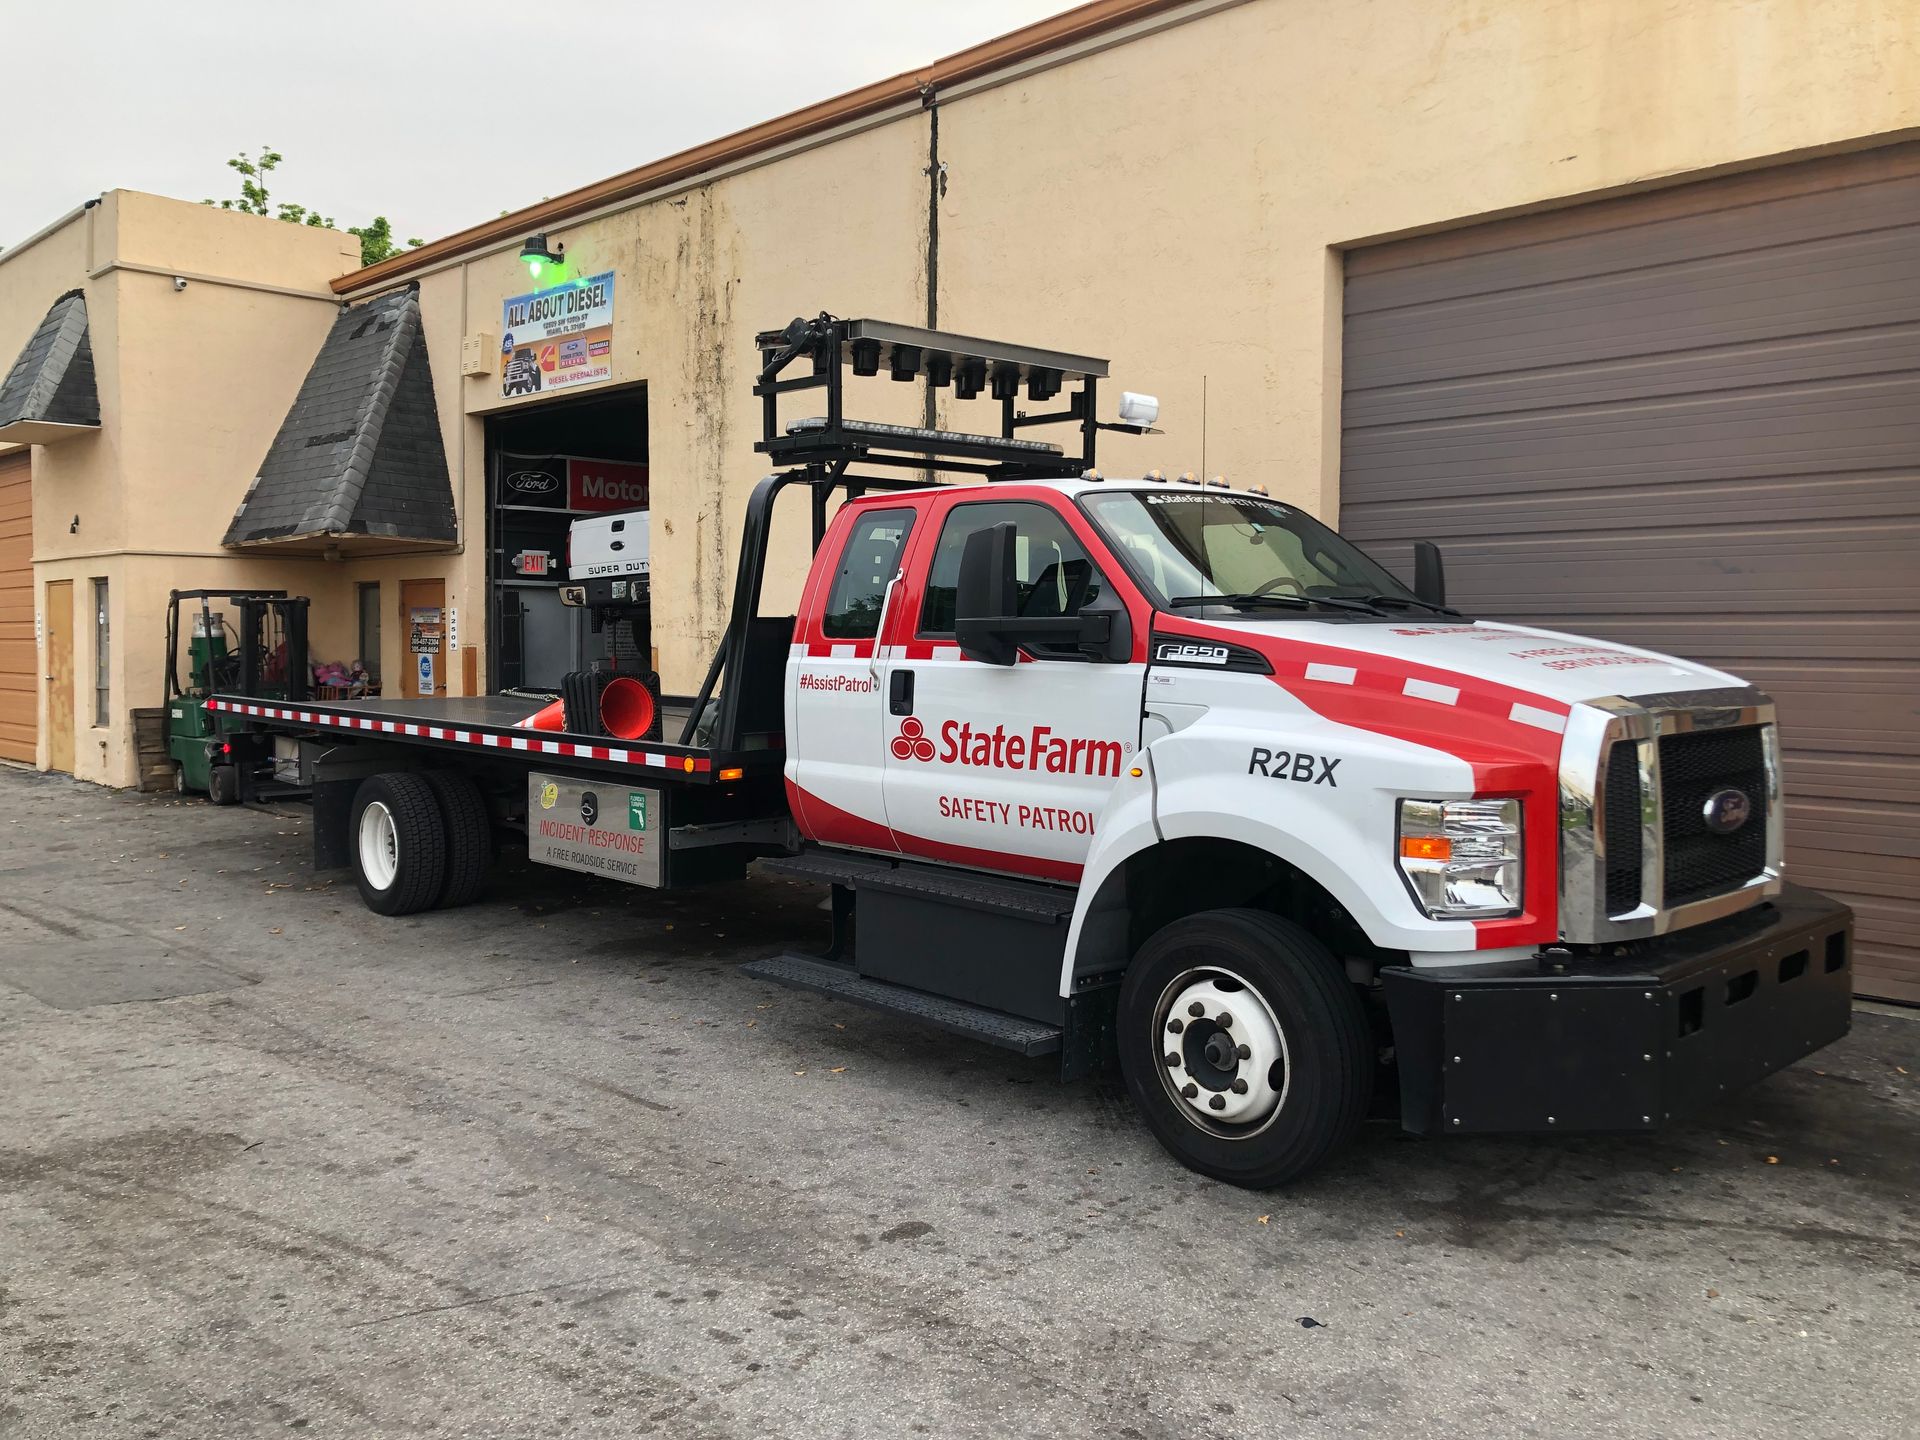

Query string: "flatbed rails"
[206, 692, 772, 784]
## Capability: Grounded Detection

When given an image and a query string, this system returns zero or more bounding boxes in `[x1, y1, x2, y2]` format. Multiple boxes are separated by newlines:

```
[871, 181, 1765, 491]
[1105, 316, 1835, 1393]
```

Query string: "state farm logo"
[892, 718, 1127, 777]
[891, 716, 937, 761]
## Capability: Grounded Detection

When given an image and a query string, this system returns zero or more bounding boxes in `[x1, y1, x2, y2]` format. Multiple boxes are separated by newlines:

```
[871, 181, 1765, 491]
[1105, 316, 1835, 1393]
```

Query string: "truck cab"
[745, 318, 1850, 1187]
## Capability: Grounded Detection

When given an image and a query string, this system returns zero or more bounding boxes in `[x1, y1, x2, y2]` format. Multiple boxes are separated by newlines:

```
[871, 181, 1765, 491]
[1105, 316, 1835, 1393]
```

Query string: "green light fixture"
[519, 232, 564, 280]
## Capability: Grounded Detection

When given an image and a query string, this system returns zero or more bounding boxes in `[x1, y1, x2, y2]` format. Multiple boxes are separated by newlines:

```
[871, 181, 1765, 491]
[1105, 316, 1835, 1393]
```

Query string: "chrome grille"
[1558, 687, 1782, 944]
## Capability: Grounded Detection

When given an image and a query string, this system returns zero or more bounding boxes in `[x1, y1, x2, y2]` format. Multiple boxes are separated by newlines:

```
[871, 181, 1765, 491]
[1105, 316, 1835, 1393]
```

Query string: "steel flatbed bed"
[207, 692, 777, 783]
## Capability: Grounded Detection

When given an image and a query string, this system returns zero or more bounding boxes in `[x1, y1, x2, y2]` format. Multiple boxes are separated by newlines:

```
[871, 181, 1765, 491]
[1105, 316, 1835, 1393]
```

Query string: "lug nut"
[1165, 1052, 1180, 1068]
[1168, 1018, 1184, 1034]
[1236, 1043, 1251, 1060]
[1216, 1013, 1233, 1028]
[1181, 1082, 1199, 1099]
[1209, 1095, 1226, 1110]
[1231, 1078, 1249, 1094]
[1188, 1001, 1204, 1017]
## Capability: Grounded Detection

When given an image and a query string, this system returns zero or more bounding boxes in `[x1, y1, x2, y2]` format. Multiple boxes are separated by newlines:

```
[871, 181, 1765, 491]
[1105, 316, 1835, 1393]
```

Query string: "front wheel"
[1117, 909, 1372, 1188]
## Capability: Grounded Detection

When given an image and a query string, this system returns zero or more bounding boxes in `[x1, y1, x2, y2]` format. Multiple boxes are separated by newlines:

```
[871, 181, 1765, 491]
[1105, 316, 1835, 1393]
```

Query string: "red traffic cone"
[515, 698, 567, 732]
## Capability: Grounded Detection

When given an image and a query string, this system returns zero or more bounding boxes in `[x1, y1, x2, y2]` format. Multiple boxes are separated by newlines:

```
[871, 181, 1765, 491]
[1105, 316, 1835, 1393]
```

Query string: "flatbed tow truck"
[207, 314, 1854, 1186]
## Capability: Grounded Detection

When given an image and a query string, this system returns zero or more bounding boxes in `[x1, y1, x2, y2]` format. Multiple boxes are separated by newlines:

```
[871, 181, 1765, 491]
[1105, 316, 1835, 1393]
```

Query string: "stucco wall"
[0, 192, 362, 785]
[391, 0, 1918, 692]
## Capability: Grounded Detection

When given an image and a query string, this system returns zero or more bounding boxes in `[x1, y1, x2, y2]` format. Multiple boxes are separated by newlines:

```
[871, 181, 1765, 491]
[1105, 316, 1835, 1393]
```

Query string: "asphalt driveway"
[1, 769, 1914, 1438]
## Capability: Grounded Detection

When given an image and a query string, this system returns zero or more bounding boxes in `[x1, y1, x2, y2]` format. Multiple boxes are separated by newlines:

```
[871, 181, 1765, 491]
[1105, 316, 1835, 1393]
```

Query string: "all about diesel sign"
[500, 271, 615, 397]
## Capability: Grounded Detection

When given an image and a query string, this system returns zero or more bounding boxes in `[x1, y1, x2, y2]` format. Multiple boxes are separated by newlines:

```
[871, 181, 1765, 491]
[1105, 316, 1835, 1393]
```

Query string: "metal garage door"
[1340, 143, 1920, 1003]
[0, 451, 33, 763]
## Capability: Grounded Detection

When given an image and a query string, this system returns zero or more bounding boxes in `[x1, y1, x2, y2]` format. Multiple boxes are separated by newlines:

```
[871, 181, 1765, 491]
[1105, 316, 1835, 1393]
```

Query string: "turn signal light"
[1400, 835, 1452, 862]
[719, 767, 745, 781]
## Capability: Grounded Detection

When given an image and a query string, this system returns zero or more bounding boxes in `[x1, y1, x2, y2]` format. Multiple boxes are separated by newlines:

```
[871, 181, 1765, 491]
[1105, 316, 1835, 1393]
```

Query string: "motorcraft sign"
[500, 271, 615, 397]
[499, 452, 649, 512]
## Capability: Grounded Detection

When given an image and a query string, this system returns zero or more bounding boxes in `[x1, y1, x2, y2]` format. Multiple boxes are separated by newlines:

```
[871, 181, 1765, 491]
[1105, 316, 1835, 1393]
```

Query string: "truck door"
[786, 504, 920, 853]
[881, 496, 1143, 883]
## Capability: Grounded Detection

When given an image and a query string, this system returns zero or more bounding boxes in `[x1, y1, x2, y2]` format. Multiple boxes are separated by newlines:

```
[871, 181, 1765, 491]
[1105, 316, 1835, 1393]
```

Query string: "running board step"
[740, 953, 1062, 1057]
[758, 848, 1074, 923]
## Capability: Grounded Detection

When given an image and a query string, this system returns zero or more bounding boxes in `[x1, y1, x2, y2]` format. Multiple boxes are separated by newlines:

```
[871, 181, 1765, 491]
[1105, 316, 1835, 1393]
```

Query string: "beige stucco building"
[0, 193, 366, 786]
[2, 0, 1914, 994]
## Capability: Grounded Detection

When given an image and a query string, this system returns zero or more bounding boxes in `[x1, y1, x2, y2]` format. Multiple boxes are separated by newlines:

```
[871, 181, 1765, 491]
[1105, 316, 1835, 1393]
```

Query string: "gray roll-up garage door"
[1340, 143, 1920, 1003]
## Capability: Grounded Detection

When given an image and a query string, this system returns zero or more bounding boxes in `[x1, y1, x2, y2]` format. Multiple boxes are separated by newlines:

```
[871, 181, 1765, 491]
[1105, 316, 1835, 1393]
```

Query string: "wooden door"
[399, 579, 446, 700]
[0, 452, 32, 762]
[44, 579, 74, 773]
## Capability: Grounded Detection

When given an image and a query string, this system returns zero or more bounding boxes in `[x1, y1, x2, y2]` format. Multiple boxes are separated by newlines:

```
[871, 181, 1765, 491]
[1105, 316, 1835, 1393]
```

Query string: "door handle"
[889, 668, 915, 716]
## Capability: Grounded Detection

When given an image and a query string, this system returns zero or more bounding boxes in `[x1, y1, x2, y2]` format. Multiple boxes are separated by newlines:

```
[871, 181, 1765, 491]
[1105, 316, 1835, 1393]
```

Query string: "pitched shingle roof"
[225, 287, 456, 547]
[0, 289, 100, 436]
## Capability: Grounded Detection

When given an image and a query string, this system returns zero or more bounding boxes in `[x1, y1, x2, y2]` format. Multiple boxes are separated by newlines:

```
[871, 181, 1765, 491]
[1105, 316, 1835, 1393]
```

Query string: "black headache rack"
[682, 314, 1150, 756]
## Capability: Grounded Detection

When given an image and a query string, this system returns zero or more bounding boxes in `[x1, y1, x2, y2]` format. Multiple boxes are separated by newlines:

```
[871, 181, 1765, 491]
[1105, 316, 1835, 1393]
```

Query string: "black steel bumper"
[1382, 884, 1854, 1136]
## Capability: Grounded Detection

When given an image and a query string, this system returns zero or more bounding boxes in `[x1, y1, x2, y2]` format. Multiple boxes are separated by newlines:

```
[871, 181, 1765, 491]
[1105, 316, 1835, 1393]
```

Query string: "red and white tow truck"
[210, 315, 1853, 1186]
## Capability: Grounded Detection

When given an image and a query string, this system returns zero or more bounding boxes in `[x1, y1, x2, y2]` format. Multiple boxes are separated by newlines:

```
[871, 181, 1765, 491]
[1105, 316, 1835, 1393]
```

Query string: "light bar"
[785, 416, 1063, 455]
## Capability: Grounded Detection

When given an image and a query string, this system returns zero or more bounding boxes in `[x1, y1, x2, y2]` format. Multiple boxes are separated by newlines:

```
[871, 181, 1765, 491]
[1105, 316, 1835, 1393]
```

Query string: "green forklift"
[163, 589, 310, 803]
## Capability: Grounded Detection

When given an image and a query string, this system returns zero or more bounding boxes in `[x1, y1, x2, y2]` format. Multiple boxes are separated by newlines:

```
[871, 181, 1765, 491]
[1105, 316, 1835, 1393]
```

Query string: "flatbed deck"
[207, 691, 761, 783]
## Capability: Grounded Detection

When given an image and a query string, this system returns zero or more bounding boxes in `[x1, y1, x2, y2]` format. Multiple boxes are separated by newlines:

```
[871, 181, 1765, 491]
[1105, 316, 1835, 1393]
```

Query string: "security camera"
[172, 276, 188, 292]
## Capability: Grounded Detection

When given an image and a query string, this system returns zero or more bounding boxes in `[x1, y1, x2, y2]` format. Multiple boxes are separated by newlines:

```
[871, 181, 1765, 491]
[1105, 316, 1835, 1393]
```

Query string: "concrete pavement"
[1, 768, 1915, 1438]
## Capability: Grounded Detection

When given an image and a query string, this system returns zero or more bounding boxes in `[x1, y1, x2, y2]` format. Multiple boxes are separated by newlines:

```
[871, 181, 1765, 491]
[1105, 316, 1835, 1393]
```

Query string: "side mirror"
[955, 523, 1021, 665]
[954, 521, 1133, 665]
[1412, 540, 1447, 607]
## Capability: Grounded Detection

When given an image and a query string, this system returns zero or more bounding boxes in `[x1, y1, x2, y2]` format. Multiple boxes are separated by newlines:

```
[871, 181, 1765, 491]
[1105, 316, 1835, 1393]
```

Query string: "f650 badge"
[1156, 641, 1230, 665]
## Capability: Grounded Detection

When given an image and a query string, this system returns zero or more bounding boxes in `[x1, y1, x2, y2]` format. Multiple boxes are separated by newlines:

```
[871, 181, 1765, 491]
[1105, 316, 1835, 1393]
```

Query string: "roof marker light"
[1081, 469, 1104, 482]
[1144, 468, 1165, 483]
[954, 356, 987, 400]
[1175, 471, 1200, 485]
[1248, 483, 1270, 496]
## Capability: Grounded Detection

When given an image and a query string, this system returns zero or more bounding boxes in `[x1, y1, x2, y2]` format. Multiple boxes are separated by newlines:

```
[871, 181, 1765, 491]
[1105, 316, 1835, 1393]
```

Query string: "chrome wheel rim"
[1152, 966, 1290, 1139]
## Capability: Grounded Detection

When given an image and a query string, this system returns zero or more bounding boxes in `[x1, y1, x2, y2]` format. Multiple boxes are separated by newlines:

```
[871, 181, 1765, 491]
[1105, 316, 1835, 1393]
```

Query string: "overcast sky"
[2, 0, 1072, 247]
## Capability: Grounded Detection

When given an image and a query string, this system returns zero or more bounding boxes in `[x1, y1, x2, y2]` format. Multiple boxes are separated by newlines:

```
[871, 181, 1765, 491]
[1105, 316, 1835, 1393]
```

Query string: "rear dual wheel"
[350, 771, 491, 916]
[1118, 909, 1372, 1188]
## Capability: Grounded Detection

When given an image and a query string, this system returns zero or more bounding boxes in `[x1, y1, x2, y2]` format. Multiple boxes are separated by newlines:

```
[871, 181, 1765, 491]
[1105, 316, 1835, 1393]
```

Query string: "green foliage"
[204, 147, 421, 267]
[346, 215, 425, 268]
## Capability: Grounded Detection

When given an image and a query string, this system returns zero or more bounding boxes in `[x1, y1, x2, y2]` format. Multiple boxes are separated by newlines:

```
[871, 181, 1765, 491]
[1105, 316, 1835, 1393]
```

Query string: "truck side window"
[821, 509, 916, 639]
[919, 501, 1105, 636]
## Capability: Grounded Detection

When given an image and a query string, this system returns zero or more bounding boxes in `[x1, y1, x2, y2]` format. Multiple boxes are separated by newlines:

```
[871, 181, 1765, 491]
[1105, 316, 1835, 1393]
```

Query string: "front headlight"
[1397, 798, 1522, 918]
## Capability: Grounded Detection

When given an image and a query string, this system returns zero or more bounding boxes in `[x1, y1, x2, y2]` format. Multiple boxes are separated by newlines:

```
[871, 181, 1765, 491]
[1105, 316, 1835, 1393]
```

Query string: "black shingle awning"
[225, 287, 456, 551]
[0, 289, 100, 444]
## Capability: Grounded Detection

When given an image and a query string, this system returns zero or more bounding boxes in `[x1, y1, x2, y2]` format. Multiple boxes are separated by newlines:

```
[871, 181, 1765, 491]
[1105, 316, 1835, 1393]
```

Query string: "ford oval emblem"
[1701, 787, 1752, 835]
[505, 469, 559, 496]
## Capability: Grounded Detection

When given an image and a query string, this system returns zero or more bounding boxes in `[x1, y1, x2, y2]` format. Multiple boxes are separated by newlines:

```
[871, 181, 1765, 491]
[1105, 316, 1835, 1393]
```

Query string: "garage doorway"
[1339, 142, 1920, 1002]
[484, 387, 648, 693]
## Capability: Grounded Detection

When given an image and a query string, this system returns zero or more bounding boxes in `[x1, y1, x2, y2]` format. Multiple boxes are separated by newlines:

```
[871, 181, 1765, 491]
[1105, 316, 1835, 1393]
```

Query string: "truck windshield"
[1080, 489, 1457, 618]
